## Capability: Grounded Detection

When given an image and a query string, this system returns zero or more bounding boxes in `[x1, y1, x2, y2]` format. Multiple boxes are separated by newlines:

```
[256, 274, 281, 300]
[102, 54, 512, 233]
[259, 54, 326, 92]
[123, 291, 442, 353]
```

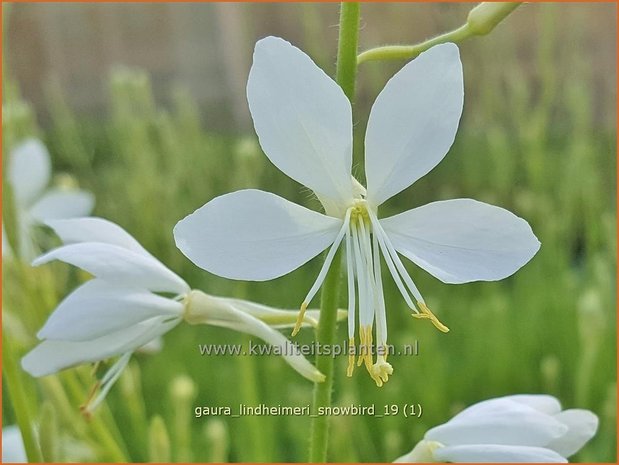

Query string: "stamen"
[347, 337, 355, 377]
[357, 326, 366, 367]
[370, 212, 424, 304]
[351, 222, 374, 326]
[345, 229, 356, 340]
[372, 231, 388, 349]
[291, 302, 308, 337]
[80, 380, 102, 419]
[356, 217, 375, 328]
[351, 222, 370, 369]
[81, 352, 132, 417]
[357, 325, 375, 376]
[292, 209, 352, 336]
[412, 301, 450, 333]
[371, 216, 417, 311]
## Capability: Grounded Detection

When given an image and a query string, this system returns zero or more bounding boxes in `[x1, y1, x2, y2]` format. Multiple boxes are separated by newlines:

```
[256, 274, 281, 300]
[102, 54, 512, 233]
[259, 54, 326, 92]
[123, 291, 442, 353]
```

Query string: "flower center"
[292, 196, 448, 387]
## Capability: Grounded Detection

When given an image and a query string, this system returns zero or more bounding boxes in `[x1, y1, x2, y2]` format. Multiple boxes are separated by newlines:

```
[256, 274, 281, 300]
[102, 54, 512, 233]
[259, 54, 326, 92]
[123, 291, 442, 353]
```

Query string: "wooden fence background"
[5, 3, 616, 132]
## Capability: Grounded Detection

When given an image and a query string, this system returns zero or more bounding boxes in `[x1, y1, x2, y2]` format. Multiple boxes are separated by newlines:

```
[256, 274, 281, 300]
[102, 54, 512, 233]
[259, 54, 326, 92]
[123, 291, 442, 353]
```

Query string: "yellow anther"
[359, 326, 374, 376]
[412, 302, 450, 333]
[80, 380, 101, 419]
[347, 337, 355, 377]
[291, 302, 308, 337]
[357, 326, 367, 367]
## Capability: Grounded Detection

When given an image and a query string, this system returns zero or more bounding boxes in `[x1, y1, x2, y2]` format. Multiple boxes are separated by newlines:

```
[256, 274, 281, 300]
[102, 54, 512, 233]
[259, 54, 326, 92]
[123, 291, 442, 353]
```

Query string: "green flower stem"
[308, 249, 343, 463]
[236, 282, 270, 462]
[335, 2, 361, 101]
[358, 24, 471, 65]
[2, 330, 43, 462]
[308, 3, 359, 462]
[357, 2, 521, 65]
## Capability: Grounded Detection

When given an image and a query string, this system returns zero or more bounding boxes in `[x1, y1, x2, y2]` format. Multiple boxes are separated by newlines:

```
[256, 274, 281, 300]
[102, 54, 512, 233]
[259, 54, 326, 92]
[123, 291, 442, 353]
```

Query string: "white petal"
[434, 444, 567, 463]
[21, 316, 179, 377]
[381, 199, 540, 284]
[547, 409, 599, 458]
[137, 336, 163, 354]
[174, 189, 342, 281]
[501, 394, 562, 415]
[364, 43, 464, 207]
[44, 217, 149, 255]
[454, 396, 560, 421]
[2, 426, 27, 463]
[202, 298, 325, 382]
[38, 280, 184, 341]
[426, 399, 567, 447]
[33, 243, 190, 295]
[28, 189, 94, 223]
[9, 139, 51, 206]
[247, 36, 353, 207]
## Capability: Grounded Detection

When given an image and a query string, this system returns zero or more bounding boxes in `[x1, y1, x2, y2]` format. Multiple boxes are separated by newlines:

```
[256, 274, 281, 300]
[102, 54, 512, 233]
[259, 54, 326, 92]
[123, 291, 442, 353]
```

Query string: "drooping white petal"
[38, 280, 184, 341]
[28, 189, 95, 223]
[2, 426, 27, 463]
[33, 243, 190, 295]
[174, 189, 342, 281]
[502, 394, 562, 415]
[8, 139, 52, 206]
[452, 396, 560, 422]
[364, 43, 464, 206]
[425, 400, 567, 447]
[44, 217, 150, 255]
[137, 336, 163, 354]
[21, 316, 179, 377]
[547, 409, 599, 458]
[201, 297, 325, 382]
[247, 36, 354, 207]
[381, 199, 540, 284]
[433, 444, 567, 463]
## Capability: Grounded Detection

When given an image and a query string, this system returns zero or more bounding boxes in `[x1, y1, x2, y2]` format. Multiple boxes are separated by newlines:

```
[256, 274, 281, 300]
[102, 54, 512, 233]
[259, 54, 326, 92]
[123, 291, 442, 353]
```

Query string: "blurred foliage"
[2, 2, 616, 463]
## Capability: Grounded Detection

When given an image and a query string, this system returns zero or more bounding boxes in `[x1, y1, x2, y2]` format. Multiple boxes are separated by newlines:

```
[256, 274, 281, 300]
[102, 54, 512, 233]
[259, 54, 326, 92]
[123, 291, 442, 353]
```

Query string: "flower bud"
[148, 415, 171, 462]
[467, 3, 521, 36]
[204, 419, 229, 463]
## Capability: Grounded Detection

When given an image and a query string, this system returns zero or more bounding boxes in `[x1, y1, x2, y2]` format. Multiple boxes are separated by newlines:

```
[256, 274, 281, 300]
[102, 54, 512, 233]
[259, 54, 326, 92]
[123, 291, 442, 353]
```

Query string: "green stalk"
[357, 25, 471, 64]
[335, 3, 360, 102]
[357, 2, 521, 65]
[308, 3, 359, 462]
[2, 330, 43, 462]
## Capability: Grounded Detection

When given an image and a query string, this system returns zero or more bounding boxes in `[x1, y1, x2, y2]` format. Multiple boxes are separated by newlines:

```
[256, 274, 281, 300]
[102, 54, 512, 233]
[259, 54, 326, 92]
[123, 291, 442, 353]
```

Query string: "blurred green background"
[2, 2, 616, 463]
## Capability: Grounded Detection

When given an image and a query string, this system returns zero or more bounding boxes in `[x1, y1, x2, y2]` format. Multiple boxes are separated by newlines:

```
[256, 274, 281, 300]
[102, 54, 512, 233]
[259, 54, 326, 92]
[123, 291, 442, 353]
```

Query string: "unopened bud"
[577, 289, 605, 346]
[170, 375, 197, 403]
[467, 3, 521, 36]
[170, 375, 197, 462]
[148, 415, 171, 462]
[540, 355, 560, 392]
[204, 419, 229, 463]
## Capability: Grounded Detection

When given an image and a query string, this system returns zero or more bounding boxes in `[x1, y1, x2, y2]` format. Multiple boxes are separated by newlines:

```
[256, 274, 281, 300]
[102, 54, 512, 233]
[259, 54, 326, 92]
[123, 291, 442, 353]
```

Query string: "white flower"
[394, 394, 599, 463]
[173, 37, 540, 386]
[22, 217, 329, 414]
[6, 139, 95, 260]
[2, 425, 27, 463]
